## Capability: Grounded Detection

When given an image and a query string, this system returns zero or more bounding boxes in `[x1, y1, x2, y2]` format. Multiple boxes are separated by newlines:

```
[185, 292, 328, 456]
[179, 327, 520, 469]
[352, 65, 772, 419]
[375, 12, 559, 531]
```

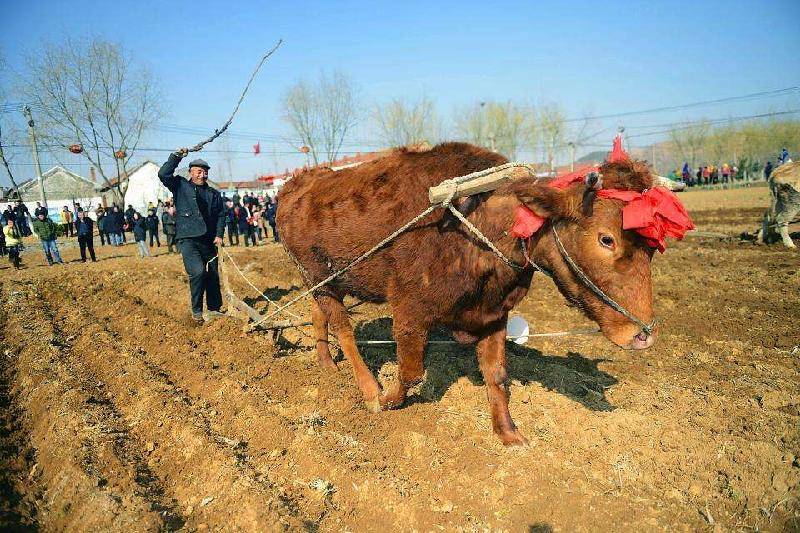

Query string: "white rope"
[445, 204, 522, 270]
[221, 249, 302, 320]
[354, 329, 600, 345]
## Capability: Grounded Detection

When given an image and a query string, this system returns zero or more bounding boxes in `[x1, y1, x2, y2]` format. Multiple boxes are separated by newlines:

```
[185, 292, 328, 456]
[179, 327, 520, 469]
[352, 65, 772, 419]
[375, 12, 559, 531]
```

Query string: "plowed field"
[1, 186, 798, 531]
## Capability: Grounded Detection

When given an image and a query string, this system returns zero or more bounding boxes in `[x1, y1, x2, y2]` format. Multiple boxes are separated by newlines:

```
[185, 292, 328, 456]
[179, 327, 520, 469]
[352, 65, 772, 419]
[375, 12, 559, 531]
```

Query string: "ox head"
[510, 159, 667, 350]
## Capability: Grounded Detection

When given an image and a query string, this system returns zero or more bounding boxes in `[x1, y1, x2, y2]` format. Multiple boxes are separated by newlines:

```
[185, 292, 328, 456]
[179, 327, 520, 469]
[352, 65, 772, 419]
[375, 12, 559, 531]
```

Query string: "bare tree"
[538, 103, 566, 171]
[453, 100, 530, 159]
[282, 71, 359, 166]
[22, 37, 161, 205]
[0, 50, 22, 195]
[374, 96, 440, 147]
[668, 121, 710, 169]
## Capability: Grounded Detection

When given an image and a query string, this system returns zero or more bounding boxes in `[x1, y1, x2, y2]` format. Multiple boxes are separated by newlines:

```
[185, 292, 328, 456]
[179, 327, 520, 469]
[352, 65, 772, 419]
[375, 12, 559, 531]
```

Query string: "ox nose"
[630, 330, 655, 350]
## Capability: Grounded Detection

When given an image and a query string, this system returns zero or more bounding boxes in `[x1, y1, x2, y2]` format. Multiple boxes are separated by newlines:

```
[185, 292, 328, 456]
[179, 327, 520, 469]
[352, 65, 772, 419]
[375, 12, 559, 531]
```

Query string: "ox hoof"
[378, 393, 405, 410]
[499, 429, 530, 447]
[317, 357, 338, 372]
[364, 398, 382, 413]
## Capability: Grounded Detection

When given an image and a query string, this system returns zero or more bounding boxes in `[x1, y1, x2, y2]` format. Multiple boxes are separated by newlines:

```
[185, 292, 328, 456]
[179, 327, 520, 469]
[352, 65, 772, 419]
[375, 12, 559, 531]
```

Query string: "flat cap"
[188, 158, 210, 170]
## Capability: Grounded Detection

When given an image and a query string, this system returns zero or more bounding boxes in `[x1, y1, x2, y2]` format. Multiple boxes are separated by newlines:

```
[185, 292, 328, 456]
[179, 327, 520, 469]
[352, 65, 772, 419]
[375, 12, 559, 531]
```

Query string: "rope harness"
[550, 227, 656, 337]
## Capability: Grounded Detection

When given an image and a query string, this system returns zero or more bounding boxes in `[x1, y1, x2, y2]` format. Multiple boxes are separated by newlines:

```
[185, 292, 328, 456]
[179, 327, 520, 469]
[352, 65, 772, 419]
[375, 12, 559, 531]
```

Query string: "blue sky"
[1, 0, 799, 184]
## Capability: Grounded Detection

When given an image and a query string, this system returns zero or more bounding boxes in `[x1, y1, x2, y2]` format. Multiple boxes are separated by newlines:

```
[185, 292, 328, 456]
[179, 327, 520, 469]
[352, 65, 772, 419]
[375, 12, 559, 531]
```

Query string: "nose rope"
[550, 226, 656, 337]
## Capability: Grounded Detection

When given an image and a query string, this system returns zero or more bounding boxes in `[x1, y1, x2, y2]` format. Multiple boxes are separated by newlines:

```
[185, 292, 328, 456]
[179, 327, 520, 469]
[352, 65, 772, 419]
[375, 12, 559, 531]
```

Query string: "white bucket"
[506, 315, 530, 345]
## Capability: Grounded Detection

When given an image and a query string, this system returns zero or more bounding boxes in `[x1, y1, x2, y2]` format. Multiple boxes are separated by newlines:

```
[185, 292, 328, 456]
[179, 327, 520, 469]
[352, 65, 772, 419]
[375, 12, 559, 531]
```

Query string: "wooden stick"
[218, 254, 263, 322]
[185, 39, 283, 153]
[428, 164, 536, 204]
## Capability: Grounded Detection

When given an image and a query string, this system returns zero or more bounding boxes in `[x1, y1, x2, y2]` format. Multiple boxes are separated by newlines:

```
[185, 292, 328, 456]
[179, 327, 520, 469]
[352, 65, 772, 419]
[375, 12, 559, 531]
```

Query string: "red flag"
[253, 142, 261, 155]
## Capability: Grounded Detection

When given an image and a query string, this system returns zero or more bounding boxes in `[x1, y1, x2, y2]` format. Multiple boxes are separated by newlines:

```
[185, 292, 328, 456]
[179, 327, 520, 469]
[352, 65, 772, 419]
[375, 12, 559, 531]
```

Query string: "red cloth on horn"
[608, 134, 628, 162]
[511, 135, 694, 251]
[597, 187, 695, 253]
[253, 142, 261, 155]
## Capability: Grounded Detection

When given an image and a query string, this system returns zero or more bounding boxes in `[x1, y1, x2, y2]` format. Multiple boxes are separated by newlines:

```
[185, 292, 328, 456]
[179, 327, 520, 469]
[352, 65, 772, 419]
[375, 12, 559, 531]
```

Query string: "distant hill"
[576, 150, 606, 163]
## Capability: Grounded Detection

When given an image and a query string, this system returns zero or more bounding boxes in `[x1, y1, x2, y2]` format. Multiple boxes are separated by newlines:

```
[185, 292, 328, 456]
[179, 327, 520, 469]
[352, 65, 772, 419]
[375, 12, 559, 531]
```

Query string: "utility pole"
[568, 141, 575, 172]
[651, 144, 657, 174]
[22, 105, 47, 207]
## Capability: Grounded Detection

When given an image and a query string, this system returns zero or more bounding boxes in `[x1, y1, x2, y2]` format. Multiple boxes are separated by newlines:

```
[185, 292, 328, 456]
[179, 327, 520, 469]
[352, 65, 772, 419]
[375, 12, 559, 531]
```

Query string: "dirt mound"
[0, 187, 798, 531]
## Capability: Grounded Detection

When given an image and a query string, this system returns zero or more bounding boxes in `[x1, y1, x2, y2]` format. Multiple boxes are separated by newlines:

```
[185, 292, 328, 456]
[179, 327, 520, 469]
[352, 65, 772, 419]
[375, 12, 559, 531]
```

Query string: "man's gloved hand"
[174, 147, 189, 158]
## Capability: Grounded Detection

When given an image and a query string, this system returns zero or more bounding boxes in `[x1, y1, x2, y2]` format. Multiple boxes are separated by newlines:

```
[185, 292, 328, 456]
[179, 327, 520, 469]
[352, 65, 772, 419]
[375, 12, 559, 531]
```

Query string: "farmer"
[158, 149, 226, 324]
[32, 211, 63, 265]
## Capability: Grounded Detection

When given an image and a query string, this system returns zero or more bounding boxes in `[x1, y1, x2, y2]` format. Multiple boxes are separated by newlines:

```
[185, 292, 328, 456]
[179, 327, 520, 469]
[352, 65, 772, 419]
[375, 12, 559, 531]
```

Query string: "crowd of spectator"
[0, 190, 279, 269]
[669, 147, 792, 188]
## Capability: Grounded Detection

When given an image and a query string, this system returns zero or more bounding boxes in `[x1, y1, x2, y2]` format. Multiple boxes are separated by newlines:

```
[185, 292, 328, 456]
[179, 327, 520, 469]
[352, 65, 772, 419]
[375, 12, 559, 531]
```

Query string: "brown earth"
[1, 186, 798, 532]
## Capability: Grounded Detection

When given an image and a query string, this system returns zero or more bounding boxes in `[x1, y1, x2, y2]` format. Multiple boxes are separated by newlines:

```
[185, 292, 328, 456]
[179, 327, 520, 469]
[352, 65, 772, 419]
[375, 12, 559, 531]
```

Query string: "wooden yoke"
[428, 163, 538, 204]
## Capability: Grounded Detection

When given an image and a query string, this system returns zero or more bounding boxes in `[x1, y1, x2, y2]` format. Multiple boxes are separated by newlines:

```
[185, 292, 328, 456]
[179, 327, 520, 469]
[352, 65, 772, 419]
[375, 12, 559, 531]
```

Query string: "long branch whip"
[183, 39, 284, 153]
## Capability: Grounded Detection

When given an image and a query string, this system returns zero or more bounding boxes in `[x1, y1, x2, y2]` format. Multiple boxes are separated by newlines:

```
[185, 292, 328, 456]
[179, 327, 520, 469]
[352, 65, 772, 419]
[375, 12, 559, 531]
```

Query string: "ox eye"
[599, 234, 616, 250]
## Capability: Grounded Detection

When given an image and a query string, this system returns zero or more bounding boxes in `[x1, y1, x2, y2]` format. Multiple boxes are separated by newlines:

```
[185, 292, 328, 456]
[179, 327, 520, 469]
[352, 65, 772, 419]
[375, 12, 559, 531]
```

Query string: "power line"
[562, 86, 800, 123]
[626, 108, 800, 139]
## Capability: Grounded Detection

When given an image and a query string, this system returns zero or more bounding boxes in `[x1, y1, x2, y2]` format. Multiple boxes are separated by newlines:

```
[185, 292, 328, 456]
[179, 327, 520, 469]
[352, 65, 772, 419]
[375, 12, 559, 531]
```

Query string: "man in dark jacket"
[146, 209, 161, 247]
[74, 208, 97, 262]
[265, 198, 279, 242]
[14, 201, 31, 236]
[34, 202, 48, 218]
[161, 204, 177, 253]
[764, 161, 774, 180]
[224, 199, 239, 246]
[105, 206, 125, 246]
[96, 207, 107, 245]
[158, 149, 226, 323]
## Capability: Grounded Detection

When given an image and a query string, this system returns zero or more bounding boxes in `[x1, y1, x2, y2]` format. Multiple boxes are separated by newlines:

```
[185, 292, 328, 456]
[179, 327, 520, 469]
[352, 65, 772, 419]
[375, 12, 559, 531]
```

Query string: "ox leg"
[317, 295, 382, 412]
[778, 221, 797, 248]
[380, 317, 427, 409]
[477, 325, 529, 446]
[311, 298, 337, 370]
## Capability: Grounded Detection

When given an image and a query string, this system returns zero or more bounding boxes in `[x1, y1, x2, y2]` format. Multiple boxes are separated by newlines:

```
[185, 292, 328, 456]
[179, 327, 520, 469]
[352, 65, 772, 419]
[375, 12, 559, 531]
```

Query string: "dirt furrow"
[1, 279, 165, 531]
[0, 285, 40, 531]
[41, 279, 315, 530]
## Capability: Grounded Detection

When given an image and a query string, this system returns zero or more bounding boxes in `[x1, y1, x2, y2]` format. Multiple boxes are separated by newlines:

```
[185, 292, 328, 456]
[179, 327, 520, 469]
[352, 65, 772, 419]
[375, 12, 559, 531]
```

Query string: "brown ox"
[277, 142, 656, 445]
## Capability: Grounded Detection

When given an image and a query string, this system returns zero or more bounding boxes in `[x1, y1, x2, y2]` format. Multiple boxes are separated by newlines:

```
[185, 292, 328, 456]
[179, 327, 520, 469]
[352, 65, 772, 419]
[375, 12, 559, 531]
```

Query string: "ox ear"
[513, 183, 576, 220]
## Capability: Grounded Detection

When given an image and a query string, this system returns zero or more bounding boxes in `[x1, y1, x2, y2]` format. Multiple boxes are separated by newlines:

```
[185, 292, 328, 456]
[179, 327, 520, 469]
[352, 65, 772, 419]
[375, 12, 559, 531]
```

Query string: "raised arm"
[158, 148, 188, 192]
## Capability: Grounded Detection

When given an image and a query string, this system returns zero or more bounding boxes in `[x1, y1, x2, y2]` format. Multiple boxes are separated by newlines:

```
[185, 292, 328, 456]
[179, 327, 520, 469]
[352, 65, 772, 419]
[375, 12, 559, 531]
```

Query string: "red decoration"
[597, 187, 694, 253]
[114, 149, 127, 159]
[299, 146, 310, 154]
[253, 142, 261, 155]
[68, 144, 83, 154]
[608, 134, 628, 163]
[510, 136, 693, 252]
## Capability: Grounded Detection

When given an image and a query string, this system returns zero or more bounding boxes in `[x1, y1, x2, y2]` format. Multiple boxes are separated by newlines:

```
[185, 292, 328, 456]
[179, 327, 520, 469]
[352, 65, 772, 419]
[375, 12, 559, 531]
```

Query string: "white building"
[118, 161, 172, 213]
[13, 166, 103, 220]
